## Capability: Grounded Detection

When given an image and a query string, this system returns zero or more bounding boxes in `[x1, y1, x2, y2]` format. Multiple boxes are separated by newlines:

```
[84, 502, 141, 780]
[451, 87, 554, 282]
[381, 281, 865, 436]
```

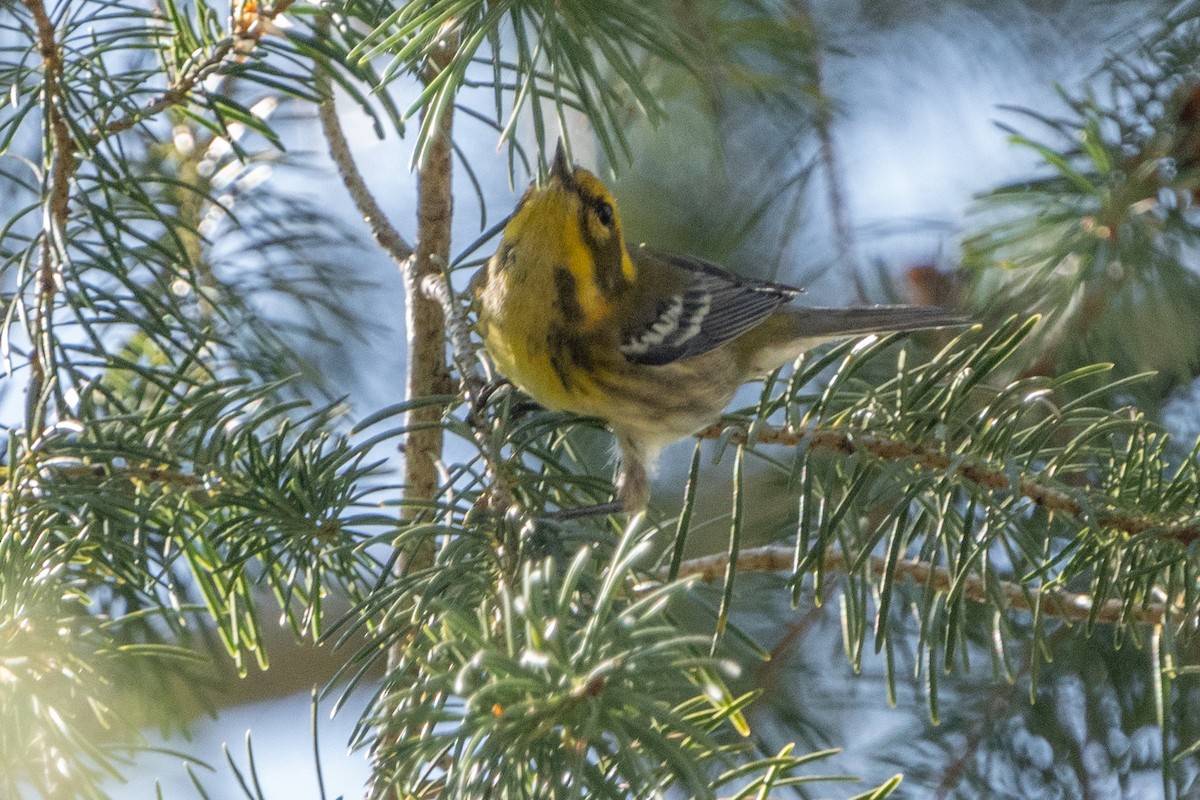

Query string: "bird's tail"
[787, 305, 969, 339]
[742, 305, 969, 376]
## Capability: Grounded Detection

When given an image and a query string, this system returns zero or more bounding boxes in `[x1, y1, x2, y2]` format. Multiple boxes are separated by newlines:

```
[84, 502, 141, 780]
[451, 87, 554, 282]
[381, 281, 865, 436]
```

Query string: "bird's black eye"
[595, 201, 615, 228]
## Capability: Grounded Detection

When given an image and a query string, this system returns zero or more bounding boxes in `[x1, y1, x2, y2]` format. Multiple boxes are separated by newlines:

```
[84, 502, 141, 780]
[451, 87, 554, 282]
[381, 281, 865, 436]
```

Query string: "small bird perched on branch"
[472, 143, 965, 514]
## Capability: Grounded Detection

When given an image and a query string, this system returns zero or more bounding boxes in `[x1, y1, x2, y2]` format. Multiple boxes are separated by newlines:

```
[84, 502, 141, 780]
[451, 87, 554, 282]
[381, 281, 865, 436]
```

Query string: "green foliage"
[339, 0, 693, 171]
[362, 536, 839, 799]
[963, 2, 1200, 400]
[0, 445, 205, 799]
[784, 321, 1197, 644]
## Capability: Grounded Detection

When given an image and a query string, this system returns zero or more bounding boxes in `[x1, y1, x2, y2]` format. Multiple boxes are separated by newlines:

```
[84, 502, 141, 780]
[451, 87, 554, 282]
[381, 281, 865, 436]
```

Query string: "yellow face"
[487, 148, 636, 329]
[473, 147, 638, 413]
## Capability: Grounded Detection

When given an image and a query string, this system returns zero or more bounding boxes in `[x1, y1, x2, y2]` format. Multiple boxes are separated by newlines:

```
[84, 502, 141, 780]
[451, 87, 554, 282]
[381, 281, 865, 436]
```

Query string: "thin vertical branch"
[315, 45, 414, 264]
[313, 17, 450, 798]
[315, 24, 446, 555]
[792, 1, 865, 300]
[381, 40, 454, 800]
[402, 39, 456, 552]
[314, 13, 435, 550]
[22, 0, 75, 438]
[23, 7, 77, 798]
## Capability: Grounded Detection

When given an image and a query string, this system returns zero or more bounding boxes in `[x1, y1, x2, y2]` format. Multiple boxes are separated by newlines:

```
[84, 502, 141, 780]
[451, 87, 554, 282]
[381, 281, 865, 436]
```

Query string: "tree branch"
[363, 29, 456, 800]
[670, 544, 1178, 627]
[420, 274, 486, 401]
[22, 0, 75, 437]
[94, 0, 296, 139]
[422, 273, 523, 518]
[95, 40, 234, 139]
[695, 422, 1200, 545]
[315, 49, 415, 266]
[401, 41, 454, 534]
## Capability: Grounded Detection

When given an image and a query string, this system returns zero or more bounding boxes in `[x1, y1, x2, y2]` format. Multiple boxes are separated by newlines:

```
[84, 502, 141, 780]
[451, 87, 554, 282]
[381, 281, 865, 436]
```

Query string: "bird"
[472, 143, 965, 514]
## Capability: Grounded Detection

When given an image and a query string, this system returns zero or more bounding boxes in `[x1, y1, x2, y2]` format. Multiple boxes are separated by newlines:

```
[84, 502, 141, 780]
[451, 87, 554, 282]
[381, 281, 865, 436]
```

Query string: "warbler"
[472, 144, 964, 513]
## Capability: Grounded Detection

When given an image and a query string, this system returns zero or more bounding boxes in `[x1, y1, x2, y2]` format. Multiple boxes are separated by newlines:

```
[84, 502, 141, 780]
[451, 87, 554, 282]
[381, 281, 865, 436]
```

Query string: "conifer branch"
[401, 34, 456, 541]
[95, 1, 296, 139]
[53, 463, 208, 488]
[695, 422, 1200, 545]
[96, 39, 233, 138]
[314, 23, 415, 266]
[670, 545, 1177, 627]
[22, 0, 74, 436]
[420, 274, 482, 395]
[371, 30, 457, 800]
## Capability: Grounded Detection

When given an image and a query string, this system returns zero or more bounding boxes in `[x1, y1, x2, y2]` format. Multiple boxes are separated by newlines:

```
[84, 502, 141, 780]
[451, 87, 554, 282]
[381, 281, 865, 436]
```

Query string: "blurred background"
[4, 0, 1199, 796]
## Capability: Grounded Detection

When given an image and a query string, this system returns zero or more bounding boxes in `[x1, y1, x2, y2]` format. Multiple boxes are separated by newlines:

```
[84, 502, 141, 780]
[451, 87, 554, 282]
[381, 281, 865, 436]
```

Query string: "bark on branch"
[695, 422, 1200, 545]
[315, 56, 415, 265]
[403, 46, 455, 537]
[670, 544, 1179, 627]
[22, 0, 75, 435]
[95, 0, 295, 139]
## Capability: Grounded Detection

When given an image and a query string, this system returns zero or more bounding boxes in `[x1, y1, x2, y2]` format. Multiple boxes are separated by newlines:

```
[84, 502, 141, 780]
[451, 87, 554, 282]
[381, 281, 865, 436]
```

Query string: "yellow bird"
[473, 144, 964, 513]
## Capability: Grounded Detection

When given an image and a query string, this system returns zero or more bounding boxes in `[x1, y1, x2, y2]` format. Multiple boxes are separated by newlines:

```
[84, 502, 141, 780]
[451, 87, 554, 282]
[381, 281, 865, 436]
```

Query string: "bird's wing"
[619, 248, 799, 366]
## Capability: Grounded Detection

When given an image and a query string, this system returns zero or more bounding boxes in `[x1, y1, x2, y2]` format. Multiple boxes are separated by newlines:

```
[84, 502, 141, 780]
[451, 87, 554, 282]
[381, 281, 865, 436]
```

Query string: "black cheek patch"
[547, 267, 595, 392]
[553, 267, 584, 321]
[573, 205, 628, 297]
[593, 240, 627, 296]
[546, 322, 592, 392]
[548, 328, 573, 391]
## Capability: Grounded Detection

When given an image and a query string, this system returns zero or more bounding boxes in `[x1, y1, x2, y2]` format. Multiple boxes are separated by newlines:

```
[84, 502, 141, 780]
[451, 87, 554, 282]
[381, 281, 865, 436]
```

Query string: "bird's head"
[488, 142, 636, 308]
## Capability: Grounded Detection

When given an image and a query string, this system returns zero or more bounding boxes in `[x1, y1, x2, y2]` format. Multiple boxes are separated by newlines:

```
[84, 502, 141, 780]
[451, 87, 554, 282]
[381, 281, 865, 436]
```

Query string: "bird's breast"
[479, 267, 744, 437]
[479, 273, 608, 411]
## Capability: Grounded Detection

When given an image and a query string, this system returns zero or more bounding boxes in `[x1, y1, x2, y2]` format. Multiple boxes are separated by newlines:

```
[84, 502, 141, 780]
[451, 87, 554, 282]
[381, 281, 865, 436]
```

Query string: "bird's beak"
[550, 140, 572, 185]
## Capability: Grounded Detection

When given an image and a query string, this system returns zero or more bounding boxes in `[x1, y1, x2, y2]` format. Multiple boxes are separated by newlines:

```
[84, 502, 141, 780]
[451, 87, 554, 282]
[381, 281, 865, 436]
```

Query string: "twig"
[314, 30, 414, 265]
[694, 422, 1200, 545]
[401, 37, 456, 542]
[22, 13, 82, 794]
[95, 0, 296, 139]
[46, 463, 216, 507]
[669, 545, 1179, 627]
[96, 40, 234, 138]
[52, 463, 208, 488]
[22, 0, 75, 436]
[421, 273, 520, 517]
[420, 274, 486, 404]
